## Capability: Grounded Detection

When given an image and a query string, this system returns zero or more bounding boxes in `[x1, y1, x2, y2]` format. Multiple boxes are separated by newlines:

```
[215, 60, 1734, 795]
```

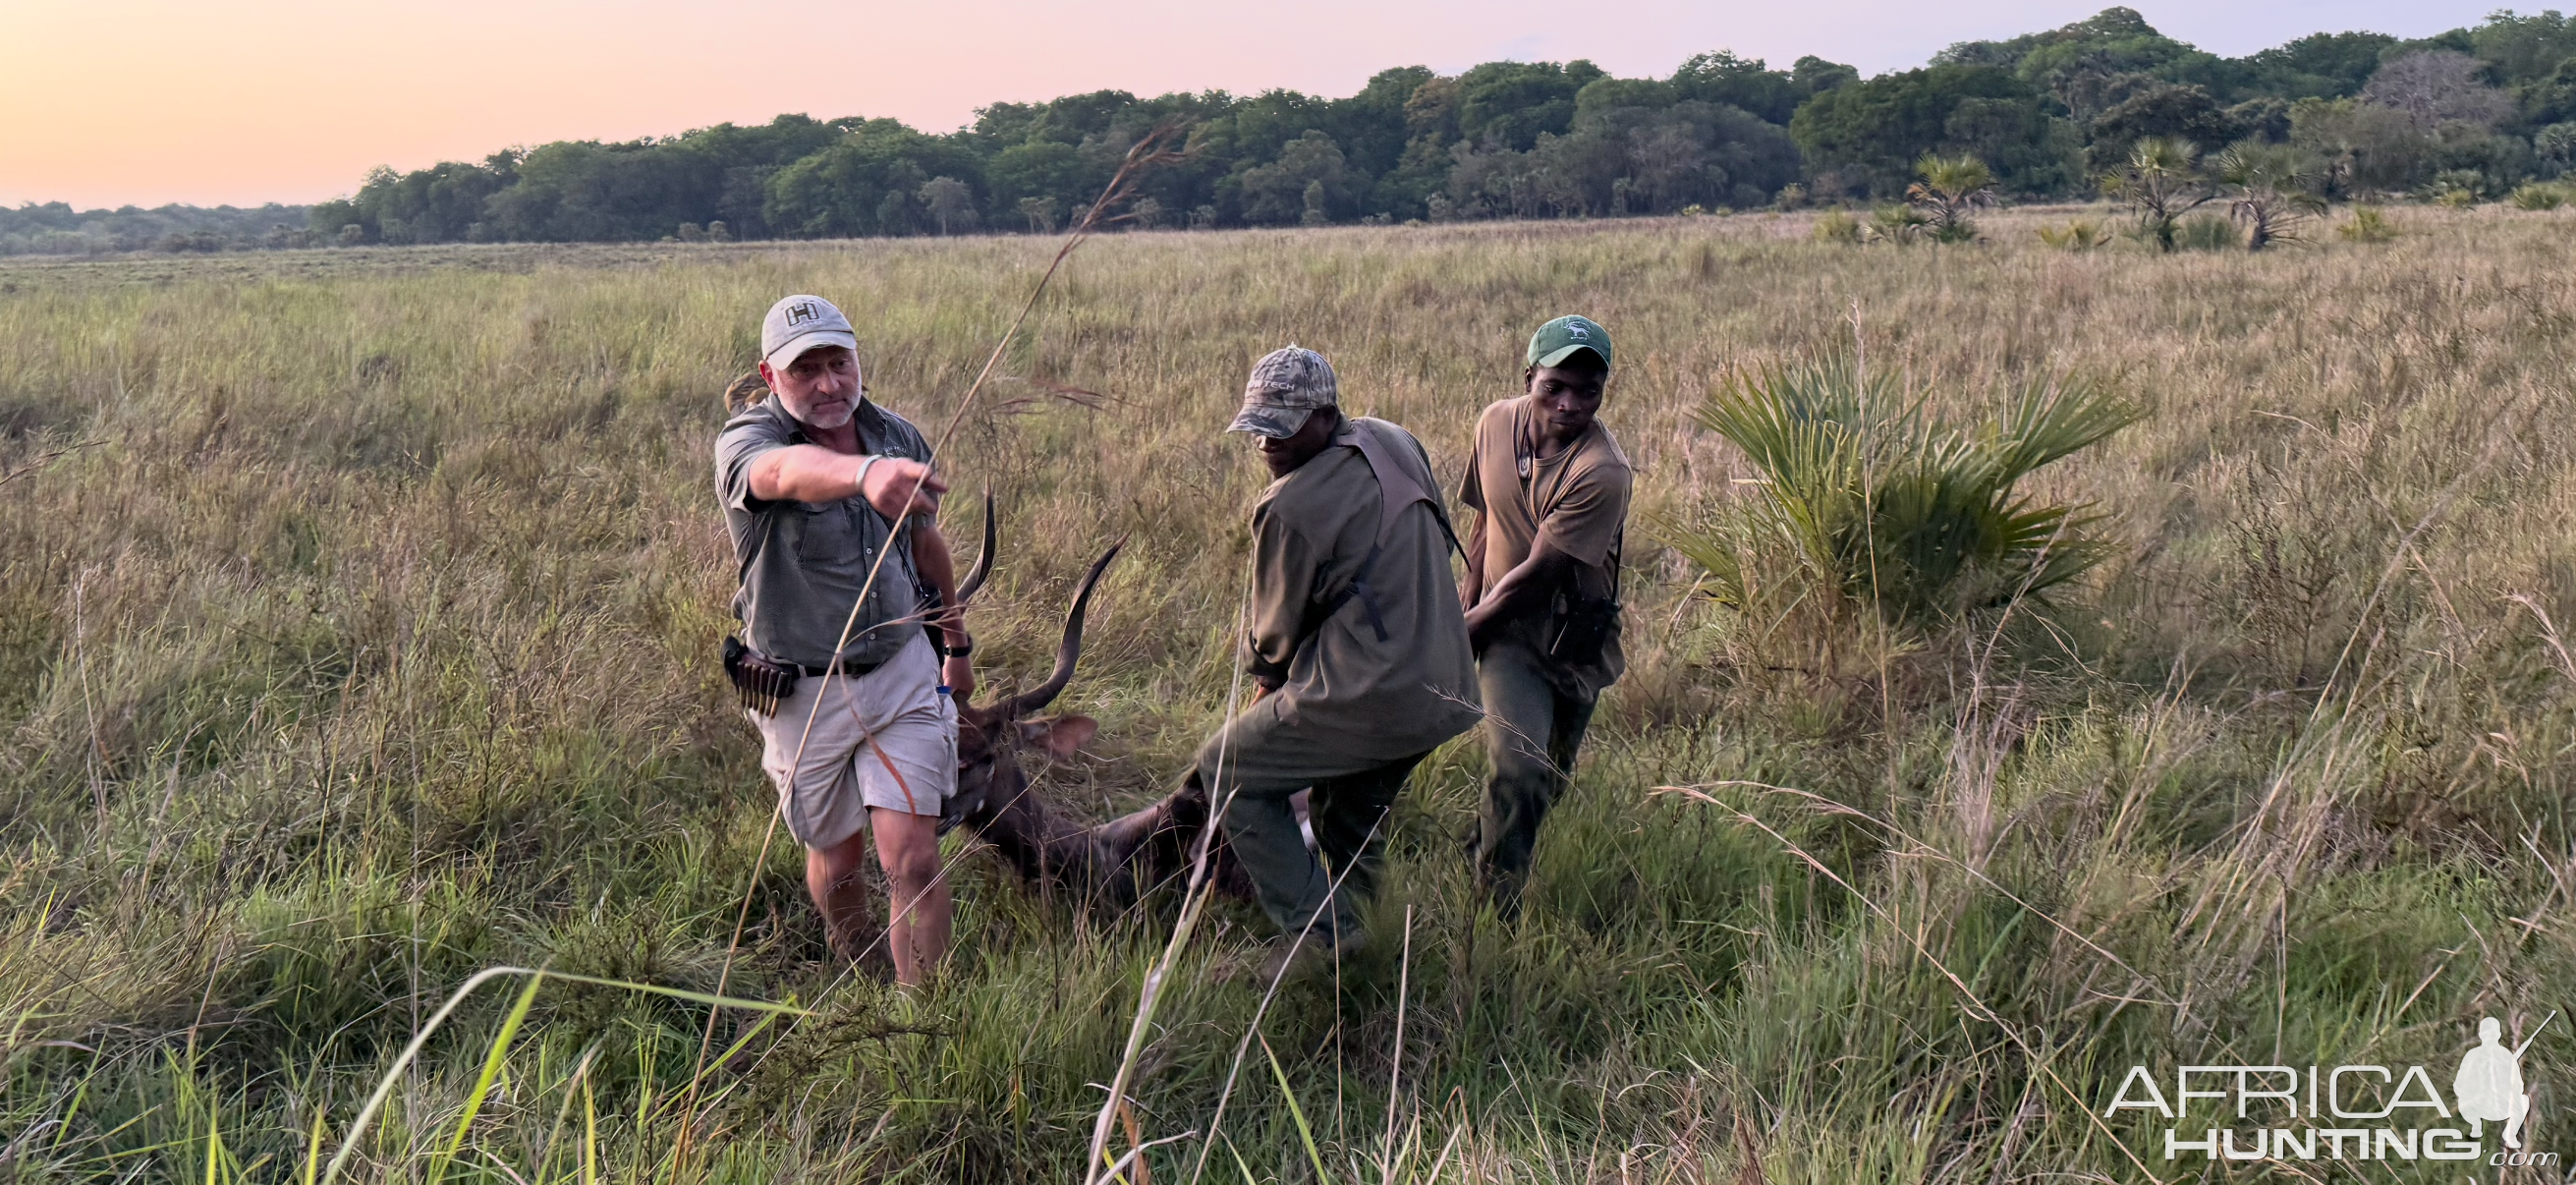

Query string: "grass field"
[3, 203, 2574, 1183]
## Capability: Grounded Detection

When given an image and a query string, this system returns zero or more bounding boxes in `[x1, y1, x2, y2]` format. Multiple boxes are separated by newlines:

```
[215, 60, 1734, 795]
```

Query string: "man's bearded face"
[768, 346, 860, 429]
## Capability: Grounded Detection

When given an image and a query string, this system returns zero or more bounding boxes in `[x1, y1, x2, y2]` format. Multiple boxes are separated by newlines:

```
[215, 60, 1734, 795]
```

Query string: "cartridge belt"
[793, 656, 888, 679]
[723, 636, 889, 717]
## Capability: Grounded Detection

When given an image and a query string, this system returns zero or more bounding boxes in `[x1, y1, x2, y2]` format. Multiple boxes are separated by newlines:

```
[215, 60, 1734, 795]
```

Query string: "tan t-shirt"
[1459, 394, 1633, 694]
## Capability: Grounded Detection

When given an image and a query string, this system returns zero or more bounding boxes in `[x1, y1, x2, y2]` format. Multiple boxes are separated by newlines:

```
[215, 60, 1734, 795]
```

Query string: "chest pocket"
[793, 501, 872, 569]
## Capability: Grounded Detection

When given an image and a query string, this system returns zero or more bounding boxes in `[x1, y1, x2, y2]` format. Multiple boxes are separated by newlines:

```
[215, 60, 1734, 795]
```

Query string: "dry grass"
[2, 202, 2574, 1182]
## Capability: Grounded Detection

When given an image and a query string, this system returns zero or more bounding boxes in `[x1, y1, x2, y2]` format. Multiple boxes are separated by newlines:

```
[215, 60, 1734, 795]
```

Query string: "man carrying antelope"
[713, 294, 976, 986]
[1458, 315, 1632, 919]
[1176, 345, 1482, 980]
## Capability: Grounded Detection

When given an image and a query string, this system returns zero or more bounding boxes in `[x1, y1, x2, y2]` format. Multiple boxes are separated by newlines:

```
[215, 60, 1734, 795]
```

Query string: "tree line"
[0, 202, 315, 257]
[10, 6, 2575, 256]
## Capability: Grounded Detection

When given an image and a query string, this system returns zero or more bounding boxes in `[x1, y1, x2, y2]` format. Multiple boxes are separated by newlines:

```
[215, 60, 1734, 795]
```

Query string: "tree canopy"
[12, 6, 2573, 256]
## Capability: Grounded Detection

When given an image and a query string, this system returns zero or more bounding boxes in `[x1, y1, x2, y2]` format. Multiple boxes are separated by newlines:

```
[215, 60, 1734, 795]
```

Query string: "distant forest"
[0, 203, 314, 257]
[11, 7, 2576, 255]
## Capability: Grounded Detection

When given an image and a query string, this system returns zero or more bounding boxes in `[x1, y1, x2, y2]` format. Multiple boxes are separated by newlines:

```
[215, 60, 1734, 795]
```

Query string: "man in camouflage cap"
[1186, 344, 1481, 979]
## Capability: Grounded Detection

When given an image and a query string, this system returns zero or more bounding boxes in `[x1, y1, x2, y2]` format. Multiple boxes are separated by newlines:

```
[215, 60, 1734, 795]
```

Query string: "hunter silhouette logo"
[2455, 1014, 2550, 1151]
[2101, 1011, 2556, 1167]
[785, 301, 821, 326]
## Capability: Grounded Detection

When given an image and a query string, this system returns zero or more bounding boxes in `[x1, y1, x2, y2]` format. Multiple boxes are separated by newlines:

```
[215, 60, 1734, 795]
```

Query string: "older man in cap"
[714, 294, 976, 986]
[1165, 345, 1482, 978]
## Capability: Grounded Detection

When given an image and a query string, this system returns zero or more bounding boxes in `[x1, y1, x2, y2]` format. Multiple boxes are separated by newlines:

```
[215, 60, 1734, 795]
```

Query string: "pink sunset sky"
[3, 0, 2495, 208]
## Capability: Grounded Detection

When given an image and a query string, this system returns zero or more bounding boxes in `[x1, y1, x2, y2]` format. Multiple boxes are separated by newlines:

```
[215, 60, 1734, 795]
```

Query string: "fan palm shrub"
[2035, 219, 2107, 251]
[2510, 182, 2567, 210]
[1668, 360, 2137, 635]
[1906, 153, 1994, 244]
[2102, 137, 2214, 253]
[2338, 204, 2398, 243]
[2213, 141, 2325, 251]
[1866, 204, 1930, 245]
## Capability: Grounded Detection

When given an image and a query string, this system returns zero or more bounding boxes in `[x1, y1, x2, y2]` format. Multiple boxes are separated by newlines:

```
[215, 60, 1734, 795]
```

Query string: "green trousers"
[1474, 639, 1597, 914]
[1190, 706, 1431, 943]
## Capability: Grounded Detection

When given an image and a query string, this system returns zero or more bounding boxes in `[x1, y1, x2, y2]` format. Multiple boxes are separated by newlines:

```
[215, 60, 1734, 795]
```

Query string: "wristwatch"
[940, 638, 974, 658]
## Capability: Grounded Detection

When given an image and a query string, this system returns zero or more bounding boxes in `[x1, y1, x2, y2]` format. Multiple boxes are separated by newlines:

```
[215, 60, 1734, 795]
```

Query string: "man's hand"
[1467, 538, 1576, 654]
[861, 457, 946, 521]
[1464, 603, 1503, 653]
[941, 653, 975, 701]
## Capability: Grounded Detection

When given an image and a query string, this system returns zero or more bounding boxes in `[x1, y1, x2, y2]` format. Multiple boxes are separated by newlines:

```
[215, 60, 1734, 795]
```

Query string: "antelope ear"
[1018, 714, 1097, 761]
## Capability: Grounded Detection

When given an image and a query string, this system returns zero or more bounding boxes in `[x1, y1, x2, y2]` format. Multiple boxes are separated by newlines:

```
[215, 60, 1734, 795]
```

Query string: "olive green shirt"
[1241, 417, 1483, 762]
[714, 394, 932, 669]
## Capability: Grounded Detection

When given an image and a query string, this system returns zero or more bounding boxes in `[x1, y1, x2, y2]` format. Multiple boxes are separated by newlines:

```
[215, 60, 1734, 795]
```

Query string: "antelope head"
[939, 494, 1121, 885]
[938, 494, 1254, 905]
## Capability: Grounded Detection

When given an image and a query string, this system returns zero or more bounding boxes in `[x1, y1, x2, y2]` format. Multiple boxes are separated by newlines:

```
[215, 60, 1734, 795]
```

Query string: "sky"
[0, 0, 2498, 209]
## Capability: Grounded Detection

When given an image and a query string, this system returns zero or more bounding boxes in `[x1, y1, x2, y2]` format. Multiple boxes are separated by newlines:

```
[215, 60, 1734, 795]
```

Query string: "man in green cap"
[1191, 344, 1483, 979]
[1457, 314, 1633, 918]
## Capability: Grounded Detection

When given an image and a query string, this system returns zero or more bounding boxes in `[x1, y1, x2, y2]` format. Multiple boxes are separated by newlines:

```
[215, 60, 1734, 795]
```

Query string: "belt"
[795, 655, 887, 679]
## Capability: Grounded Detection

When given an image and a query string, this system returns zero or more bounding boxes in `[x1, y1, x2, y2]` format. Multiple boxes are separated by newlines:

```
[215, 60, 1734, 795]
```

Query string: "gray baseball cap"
[1227, 345, 1338, 438]
[761, 294, 861, 374]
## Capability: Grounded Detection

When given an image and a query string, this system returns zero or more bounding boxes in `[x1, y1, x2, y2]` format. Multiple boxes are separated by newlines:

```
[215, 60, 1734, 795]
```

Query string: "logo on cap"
[786, 302, 821, 327]
[1567, 322, 1590, 340]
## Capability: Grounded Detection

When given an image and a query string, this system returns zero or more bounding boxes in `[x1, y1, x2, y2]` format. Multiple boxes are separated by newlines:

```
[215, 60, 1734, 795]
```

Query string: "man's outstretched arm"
[749, 447, 946, 520]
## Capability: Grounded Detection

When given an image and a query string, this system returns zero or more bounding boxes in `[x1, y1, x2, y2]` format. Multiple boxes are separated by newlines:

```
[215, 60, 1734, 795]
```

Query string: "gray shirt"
[714, 394, 933, 668]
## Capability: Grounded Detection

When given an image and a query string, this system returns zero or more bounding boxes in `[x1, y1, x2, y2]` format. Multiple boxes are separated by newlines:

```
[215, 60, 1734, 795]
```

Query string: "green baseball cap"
[1527, 314, 1612, 369]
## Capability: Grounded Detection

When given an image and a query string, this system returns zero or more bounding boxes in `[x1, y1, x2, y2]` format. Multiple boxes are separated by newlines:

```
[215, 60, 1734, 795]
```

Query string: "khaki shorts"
[750, 635, 957, 850]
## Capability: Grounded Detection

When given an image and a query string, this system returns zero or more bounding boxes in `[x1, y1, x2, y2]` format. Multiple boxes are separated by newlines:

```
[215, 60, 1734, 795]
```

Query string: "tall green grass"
[2, 206, 2573, 1180]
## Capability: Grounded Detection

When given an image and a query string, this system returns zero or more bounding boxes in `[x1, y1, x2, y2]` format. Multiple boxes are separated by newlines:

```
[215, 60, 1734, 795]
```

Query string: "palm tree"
[2103, 138, 2215, 253]
[2212, 142, 2325, 251]
[1906, 153, 1995, 244]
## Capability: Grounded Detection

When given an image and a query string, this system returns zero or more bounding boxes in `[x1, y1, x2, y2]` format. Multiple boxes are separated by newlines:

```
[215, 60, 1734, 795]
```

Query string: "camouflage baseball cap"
[1527, 314, 1612, 369]
[1227, 345, 1339, 438]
